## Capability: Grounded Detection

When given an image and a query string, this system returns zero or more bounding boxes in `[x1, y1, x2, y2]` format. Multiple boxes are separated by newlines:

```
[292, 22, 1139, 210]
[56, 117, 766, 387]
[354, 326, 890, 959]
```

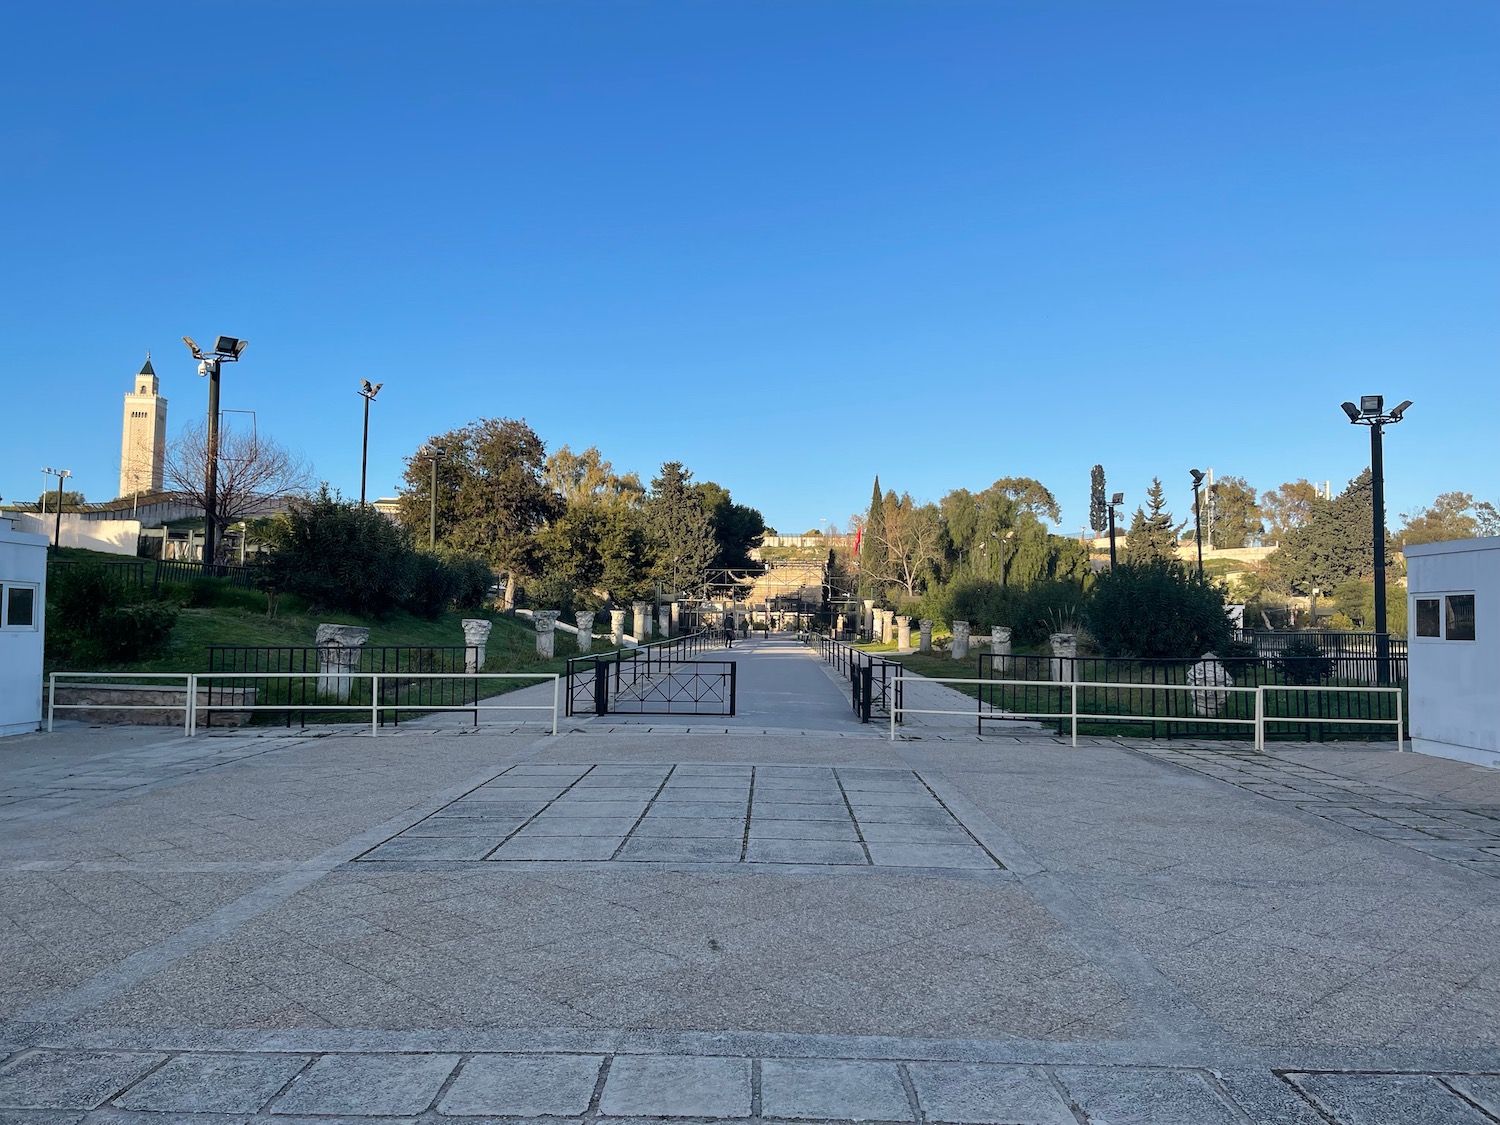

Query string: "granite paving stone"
[359, 838, 502, 861]
[489, 836, 626, 861]
[1289, 1072, 1496, 1125]
[436, 1053, 604, 1116]
[270, 1053, 459, 1115]
[598, 1055, 751, 1117]
[1053, 1067, 1240, 1125]
[865, 842, 999, 869]
[748, 819, 860, 841]
[744, 839, 869, 865]
[0, 1050, 167, 1110]
[907, 1063, 1075, 1125]
[113, 1052, 312, 1112]
[642, 801, 747, 818]
[633, 817, 746, 837]
[616, 837, 744, 862]
[400, 818, 528, 838]
[512, 816, 641, 837]
[760, 1059, 911, 1121]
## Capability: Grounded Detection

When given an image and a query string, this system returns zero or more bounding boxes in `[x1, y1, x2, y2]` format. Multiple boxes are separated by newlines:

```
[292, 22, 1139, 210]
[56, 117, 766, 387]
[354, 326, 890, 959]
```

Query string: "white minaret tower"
[119, 354, 169, 498]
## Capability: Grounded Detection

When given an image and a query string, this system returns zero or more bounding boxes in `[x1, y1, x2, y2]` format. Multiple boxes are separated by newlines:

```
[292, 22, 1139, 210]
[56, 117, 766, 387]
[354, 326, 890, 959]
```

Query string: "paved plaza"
[4, 638, 1500, 1122]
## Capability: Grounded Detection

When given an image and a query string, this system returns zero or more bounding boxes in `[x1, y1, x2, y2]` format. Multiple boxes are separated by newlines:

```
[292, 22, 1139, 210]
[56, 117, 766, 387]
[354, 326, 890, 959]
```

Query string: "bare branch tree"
[164, 420, 314, 556]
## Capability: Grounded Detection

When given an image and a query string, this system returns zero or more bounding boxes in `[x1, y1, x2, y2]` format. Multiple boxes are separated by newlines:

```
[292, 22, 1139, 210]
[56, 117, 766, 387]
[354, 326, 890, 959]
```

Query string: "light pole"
[1108, 492, 1124, 568]
[1341, 395, 1412, 687]
[1189, 469, 1206, 578]
[421, 446, 446, 548]
[182, 335, 248, 572]
[41, 467, 71, 550]
[358, 380, 384, 508]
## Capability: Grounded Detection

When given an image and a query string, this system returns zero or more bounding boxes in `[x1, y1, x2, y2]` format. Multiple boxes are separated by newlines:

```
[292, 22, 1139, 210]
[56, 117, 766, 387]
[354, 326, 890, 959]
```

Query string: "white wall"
[1, 511, 141, 555]
[1405, 536, 1500, 768]
[0, 519, 49, 737]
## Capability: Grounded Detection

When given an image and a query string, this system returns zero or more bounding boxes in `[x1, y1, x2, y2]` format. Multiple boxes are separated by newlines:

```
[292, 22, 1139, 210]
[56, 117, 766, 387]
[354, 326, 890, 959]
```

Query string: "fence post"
[594, 658, 608, 716]
[859, 665, 873, 723]
[1071, 681, 1078, 747]
[371, 674, 380, 736]
[1395, 689, 1404, 753]
[552, 675, 560, 735]
[187, 674, 197, 737]
[1254, 686, 1264, 752]
[890, 677, 898, 741]
[729, 661, 738, 717]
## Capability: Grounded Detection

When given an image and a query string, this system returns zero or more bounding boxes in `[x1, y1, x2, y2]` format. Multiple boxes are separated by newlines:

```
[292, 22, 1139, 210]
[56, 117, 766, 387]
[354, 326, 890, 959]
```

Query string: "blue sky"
[2, 1, 1495, 536]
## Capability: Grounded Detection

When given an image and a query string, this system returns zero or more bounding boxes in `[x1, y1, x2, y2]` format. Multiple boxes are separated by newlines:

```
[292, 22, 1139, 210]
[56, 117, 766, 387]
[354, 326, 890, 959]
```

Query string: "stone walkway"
[4, 641, 1500, 1122]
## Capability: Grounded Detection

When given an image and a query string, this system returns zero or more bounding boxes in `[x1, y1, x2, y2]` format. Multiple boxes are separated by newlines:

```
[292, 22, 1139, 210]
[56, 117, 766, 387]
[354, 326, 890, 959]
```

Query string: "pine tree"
[1089, 465, 1106, 537]
[1124, 477, 1182, 562]
[862, 475, 887, 595]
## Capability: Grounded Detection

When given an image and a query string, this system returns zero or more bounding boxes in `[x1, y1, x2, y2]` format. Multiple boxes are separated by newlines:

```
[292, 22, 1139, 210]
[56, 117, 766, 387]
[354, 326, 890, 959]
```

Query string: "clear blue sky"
[3, 1, 1496, 536]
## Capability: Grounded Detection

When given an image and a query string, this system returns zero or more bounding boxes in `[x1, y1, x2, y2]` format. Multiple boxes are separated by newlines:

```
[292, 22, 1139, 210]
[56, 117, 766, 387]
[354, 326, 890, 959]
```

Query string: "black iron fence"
[809, 635, 903, 723]
[204, 644, 480, 727]
[1232, 629, 1409, 663]
[975, 651, 1405, 741]
[48, 557, 260, 593]
[564, 631, 730, 716]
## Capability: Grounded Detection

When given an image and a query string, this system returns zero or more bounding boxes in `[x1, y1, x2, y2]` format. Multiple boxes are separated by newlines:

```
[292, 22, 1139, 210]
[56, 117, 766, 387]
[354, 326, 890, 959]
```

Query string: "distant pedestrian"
[723, 618, 734, 648]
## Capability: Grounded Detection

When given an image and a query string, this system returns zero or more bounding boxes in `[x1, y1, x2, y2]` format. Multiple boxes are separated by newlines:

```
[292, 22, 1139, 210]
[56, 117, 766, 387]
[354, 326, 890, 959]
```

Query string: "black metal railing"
[47, 557, 260, 593]
[975, 651, 1405, 741]
[564, 631, 722, 716]
[1231, 629, 1409, 662]
[203, 644, 480, 727]
[808, 634, 903, 723]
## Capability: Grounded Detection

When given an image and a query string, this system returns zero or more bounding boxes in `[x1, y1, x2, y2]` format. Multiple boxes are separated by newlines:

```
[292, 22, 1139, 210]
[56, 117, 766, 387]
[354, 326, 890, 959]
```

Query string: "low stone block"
[437, 1053, 604, 1116]
[908, 1063, 1074, 1125]
[760, 1058, 909, 1120]
[269, 1053, 458, 1116]
[599, 1055, 751, 1117]
[0, 1050, 166, 1110]
[115, 1053, 311, 1113]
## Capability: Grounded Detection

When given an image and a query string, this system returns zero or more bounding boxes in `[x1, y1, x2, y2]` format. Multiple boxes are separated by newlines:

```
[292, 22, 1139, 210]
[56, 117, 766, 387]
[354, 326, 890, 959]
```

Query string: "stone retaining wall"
[51, 683, 257, 727]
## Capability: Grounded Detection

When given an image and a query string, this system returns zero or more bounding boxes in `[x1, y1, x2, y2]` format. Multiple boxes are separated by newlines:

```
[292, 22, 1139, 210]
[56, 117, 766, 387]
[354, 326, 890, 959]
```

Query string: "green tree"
[1208, 475, 1264, 549]
[1398, 491, 1481, 546]
[867, 492, 945, 597]
[645, 461, 715, 597]
[1124, 477, 1182, 562]
[36, 490, 87, 511]
[696, 481, 767, 570]
[396, 418, 561, 607]
[1087, 559, 1231, 658]
[1265, 470, 1381, 595]
[1260, 480, 1320, 541]
[1089, 465, 1106, 537]
[861, 475, 887, 595]
[543, 445, 645, 507]
[1477, 501, 1500, 536]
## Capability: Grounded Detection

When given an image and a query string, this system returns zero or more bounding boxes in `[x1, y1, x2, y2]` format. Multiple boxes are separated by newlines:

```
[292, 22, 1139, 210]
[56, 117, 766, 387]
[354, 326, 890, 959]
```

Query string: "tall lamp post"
[182, 335, 248, 572]
[1341, 395, 1412, 687]
[41, 467, 71, 551]
[1189, 469, 1206, 577]
[357, 380, 384, 508]
[421, 446, 446, 548]
[1108, 492, 1124, 568]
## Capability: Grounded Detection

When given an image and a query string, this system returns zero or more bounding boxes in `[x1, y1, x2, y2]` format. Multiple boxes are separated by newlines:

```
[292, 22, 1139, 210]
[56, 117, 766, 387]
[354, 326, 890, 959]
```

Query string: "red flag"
[853, 529, 862, 556]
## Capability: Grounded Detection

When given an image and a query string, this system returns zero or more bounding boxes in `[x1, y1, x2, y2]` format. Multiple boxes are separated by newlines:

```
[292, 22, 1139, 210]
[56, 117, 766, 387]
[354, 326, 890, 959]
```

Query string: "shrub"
[441, 552, 495, 610]
[1275, 638, 1334, 685]
[404, 552, 462, 619]
[1086, 559, 1231, 659]
[47, 564, 178, 665]
[529, 574, 576, 617]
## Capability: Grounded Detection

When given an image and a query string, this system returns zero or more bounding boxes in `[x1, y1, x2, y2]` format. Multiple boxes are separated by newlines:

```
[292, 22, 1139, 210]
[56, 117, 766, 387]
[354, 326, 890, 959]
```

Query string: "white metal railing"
[48, 671, 560, 737]
[48, 672, 196, 735]
[890, 675, 1404, 752]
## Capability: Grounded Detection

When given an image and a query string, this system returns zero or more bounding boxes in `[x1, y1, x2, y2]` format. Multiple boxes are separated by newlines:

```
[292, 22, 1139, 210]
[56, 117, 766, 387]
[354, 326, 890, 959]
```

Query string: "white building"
[120, 355, 168, 498]
[0, 517, 48, 737]
[1404, 536, 1496, 768]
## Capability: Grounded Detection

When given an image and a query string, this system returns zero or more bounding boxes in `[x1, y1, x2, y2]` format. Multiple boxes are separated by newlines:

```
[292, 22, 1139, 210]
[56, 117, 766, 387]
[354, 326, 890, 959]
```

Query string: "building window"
[1, 584, 38, 630]
[1416, 598, 1441, 638]
[1446, 594, 1476, 641]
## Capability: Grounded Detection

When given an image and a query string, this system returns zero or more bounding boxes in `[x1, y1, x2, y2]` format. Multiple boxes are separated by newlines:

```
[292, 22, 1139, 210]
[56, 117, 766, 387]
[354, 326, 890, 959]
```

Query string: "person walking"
[723, 614, 735, 648]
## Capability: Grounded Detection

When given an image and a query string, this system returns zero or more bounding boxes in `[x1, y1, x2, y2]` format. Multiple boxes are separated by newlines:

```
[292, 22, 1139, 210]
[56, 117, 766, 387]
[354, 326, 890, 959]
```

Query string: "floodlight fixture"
[1390, 399, 1413, 421]
[1190, 469, 1206, 488]
[1360, 394, 1384, 417]
[183, 330, 248, 573]
[182, 336, 204, 359]
[214, 335, 247, 357]
[1189, 469, 1206, 576]
[357, 380, 386, 507]
[1341, 402, 1361, 423]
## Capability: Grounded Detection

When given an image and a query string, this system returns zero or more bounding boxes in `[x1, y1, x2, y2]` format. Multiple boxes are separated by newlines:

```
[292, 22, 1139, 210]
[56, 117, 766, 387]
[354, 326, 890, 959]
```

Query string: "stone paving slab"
[355, 766, 1001, 872]
[266, 1053, 459, 1115]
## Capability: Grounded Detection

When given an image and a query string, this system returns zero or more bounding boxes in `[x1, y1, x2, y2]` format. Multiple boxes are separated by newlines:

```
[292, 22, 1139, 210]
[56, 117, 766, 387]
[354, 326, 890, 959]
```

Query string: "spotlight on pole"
[182, 334, 248, 572]
[1340, 394, 1412, 686]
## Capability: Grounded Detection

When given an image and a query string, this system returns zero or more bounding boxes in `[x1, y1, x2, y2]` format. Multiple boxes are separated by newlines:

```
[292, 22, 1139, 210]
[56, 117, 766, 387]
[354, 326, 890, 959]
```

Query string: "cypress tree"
[1089, 465, 1106, 536]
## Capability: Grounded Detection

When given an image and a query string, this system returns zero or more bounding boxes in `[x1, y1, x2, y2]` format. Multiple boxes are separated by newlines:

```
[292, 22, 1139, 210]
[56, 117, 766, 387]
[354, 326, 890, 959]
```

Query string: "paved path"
[5, 648, 1500, 1121]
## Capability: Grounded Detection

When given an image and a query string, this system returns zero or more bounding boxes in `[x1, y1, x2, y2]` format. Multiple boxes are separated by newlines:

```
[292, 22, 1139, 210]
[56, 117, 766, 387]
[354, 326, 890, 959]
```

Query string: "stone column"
[952, 620, 970, 661]
[990, 626, 1012, 676]
[610, 608, 626, 646]
[836, 614, 847, 639]
[896, 615, 911, 651]
[1049, 632, 1078, 682]
[1189, 653, 1230, 717]
[461, 619, 492, 674]
[534, 611, 561, 659]
[659, 605, 671, 639]
[882, 610, 895, 644]
[670, 601, 680, 635]
[632, 600, 651, 643]
[919, 620, 933, 653]
[862, 600, 875, 640]
[315, 624, 369, 702]
[575, 610, 596, 655]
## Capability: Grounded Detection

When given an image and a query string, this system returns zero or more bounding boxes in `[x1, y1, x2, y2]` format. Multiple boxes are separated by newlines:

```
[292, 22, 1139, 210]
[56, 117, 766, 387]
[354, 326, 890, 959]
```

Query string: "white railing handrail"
[48, 670, 561, 738]
[890, 674, 1404, 752]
